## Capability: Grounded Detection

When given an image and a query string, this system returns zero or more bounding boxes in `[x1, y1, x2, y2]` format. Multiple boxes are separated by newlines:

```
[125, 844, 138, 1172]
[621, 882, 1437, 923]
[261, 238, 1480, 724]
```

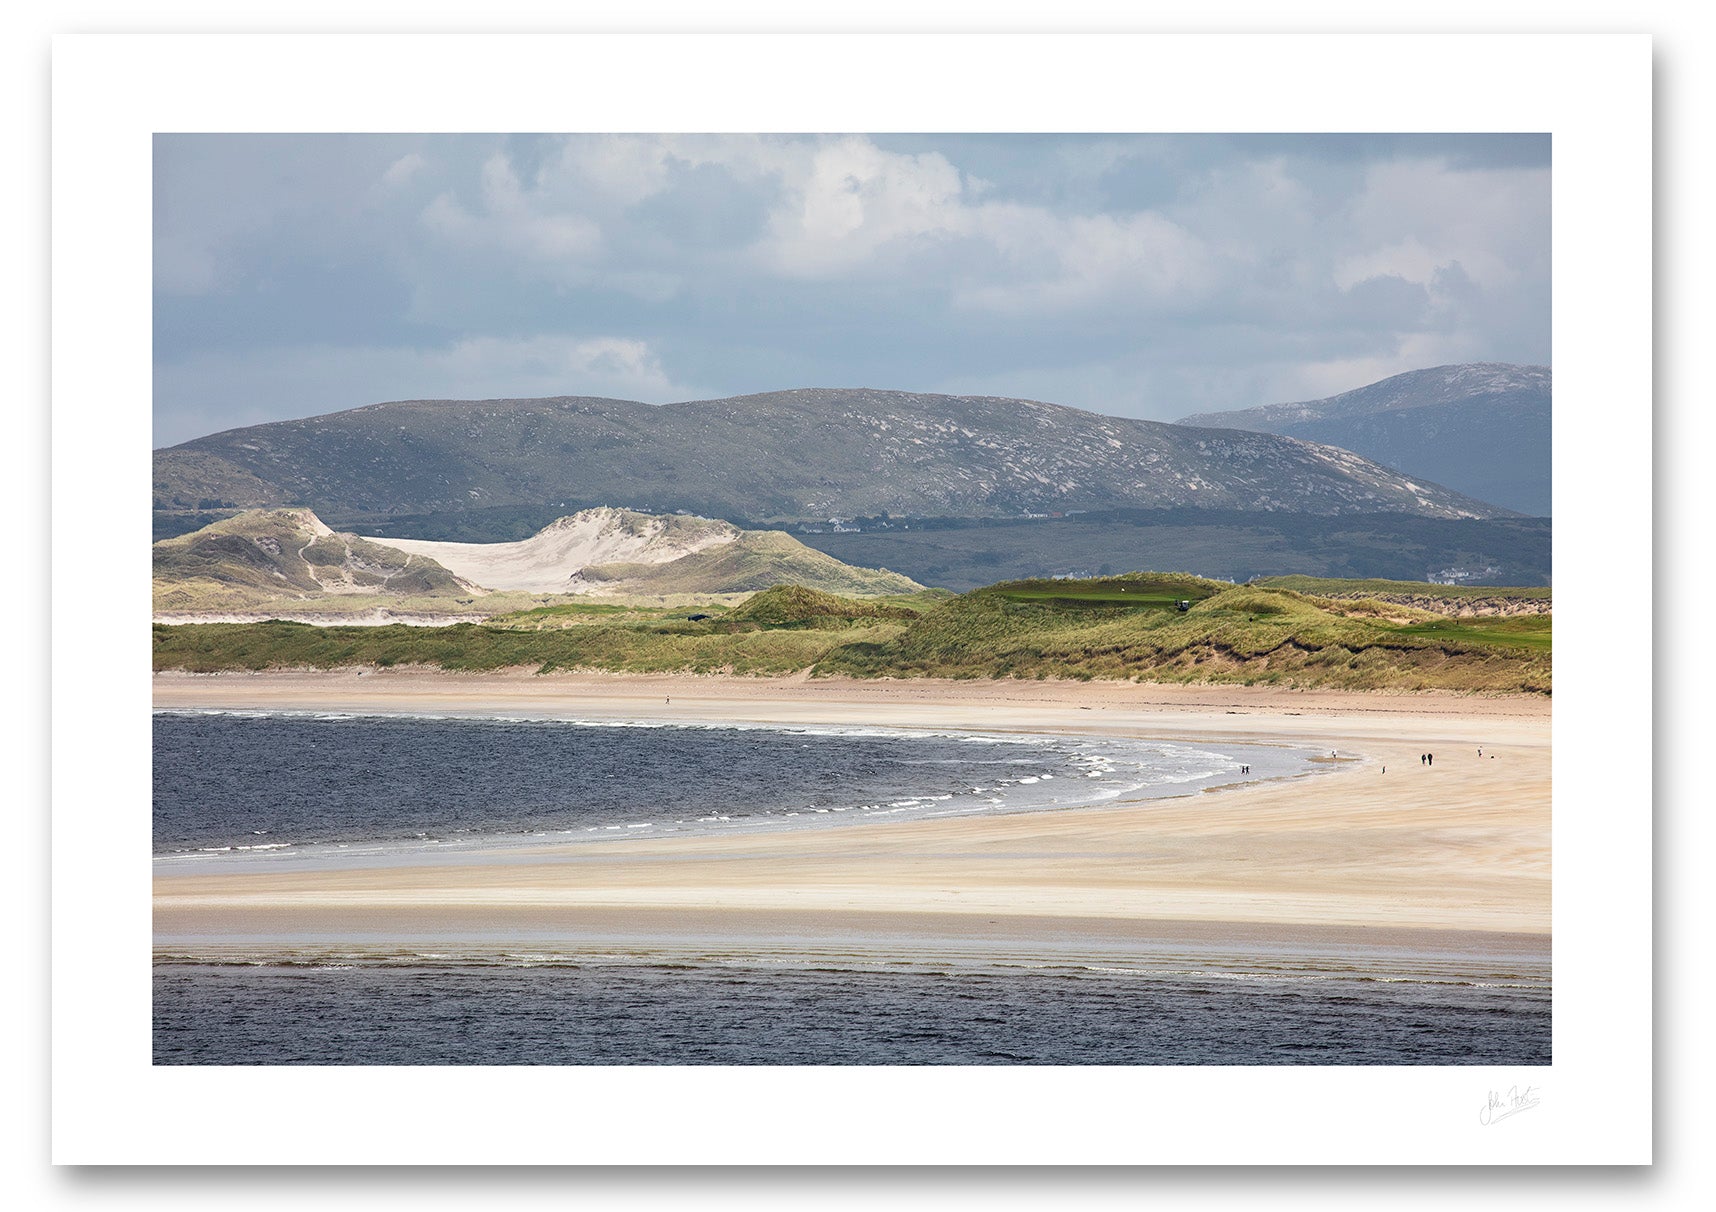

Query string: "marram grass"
[153, 574, 1550, 693]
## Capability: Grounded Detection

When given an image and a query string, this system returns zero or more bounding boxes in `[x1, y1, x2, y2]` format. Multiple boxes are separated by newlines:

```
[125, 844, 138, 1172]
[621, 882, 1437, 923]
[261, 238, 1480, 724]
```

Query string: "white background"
[14, 0, 1701, 1204]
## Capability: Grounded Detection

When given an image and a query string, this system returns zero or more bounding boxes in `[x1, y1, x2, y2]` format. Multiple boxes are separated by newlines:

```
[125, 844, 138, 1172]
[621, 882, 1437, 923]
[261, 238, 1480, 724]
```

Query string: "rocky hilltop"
[153, 386, 1508, 526]
[1179, 364, 1550, 516]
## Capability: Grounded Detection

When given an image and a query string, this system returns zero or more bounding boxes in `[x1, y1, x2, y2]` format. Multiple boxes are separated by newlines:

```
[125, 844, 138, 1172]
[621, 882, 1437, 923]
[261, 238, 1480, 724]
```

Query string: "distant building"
[1428, 564, 1501, 585]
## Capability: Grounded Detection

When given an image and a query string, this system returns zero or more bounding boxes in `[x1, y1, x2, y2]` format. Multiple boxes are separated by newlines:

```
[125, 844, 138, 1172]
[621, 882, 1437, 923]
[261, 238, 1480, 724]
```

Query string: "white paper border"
[51, 31, 1651, 1165]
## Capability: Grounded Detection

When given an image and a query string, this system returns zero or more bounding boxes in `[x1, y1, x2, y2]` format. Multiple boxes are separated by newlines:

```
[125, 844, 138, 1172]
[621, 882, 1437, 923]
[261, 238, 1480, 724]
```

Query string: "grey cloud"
[154, 133, 1549, 446]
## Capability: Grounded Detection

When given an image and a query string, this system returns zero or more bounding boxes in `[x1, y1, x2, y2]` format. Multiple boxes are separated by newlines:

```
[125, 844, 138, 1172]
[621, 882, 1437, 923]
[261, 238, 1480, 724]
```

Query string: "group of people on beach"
[1388, 748, 1492, 775]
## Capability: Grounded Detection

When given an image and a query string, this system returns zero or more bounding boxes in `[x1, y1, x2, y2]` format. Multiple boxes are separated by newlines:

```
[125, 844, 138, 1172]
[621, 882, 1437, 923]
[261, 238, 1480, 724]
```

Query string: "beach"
[153, 670, 1551, 962]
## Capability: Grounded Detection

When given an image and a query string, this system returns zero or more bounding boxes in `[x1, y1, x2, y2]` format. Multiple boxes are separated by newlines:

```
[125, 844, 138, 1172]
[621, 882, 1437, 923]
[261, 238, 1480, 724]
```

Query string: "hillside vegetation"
[152, 509, 475, 612]
[154, 573, 1550, 693]
[724, 584, 926, 625]
[152, 386, 1506, 525]
[576, 530, 920, 597]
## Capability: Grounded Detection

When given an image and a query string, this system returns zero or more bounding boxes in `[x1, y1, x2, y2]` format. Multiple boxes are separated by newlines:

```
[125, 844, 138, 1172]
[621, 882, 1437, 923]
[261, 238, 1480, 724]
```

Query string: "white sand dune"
[368, 507, 738, 594]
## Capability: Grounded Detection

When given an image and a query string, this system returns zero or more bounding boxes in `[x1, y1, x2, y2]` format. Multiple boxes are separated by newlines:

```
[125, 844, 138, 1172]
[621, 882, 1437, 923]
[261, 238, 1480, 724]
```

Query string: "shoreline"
[154, 670, 1552, 957]
[153, 665, 1551, 728]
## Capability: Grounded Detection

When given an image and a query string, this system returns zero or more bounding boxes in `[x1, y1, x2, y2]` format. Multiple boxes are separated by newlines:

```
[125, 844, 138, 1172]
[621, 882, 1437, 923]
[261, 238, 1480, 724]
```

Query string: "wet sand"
[153, 670, 1551, 960]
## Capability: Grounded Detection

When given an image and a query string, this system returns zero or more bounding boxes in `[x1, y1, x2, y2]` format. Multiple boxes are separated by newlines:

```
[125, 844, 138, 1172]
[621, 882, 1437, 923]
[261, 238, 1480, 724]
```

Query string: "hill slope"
[373, 507, 740, 594]
[155, 507, 921, 613]
[574, 529, 921, 597]
[152, 509, 477, 611]
[152, 574, 1551, 693]
[1179, 364, 1550, 515]
[366, 507, 920, 597]
[153, 386, 1508, 525]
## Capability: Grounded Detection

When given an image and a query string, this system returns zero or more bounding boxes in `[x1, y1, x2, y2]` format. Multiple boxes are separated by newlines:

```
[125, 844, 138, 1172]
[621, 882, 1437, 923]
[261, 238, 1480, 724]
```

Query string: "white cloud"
[957, 208, 1210, 312]
[740, 136, 1213, 313]
[1337, 159, 1548, 292]
[382, 153, 426, 188]
[547, 135, 676, 209]
[154, 134, 1550, 437]
[155, 334, 701, 445]
[421, 153, 604, 274]
[759, 137, 970, 275]
[404, 135, 1218, 315]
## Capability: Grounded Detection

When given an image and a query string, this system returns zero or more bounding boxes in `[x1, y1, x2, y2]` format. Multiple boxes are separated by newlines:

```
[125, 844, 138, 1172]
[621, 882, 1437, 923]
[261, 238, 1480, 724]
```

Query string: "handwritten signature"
[1479, 1084, 1542, 1125]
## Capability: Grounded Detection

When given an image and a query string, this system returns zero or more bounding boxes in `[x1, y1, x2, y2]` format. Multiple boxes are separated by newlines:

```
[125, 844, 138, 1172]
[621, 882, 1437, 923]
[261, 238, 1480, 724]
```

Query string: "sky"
[153, 133, 1550, 448]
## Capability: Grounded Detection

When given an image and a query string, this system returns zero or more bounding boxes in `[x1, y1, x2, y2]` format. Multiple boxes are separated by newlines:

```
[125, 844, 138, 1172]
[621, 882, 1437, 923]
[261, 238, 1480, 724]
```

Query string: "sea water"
[152, 944, 1551, 1066]
[151, 709, 1309, 864]
[151, 711, 1549, 1064]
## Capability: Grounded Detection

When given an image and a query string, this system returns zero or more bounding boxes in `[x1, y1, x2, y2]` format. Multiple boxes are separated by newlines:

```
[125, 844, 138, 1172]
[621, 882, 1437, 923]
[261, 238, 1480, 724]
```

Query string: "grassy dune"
[578, 530, 921, 596]
[815, 577, 1550, 691]
[152, 617, 910, 676]
[153, 573, 1550, 693]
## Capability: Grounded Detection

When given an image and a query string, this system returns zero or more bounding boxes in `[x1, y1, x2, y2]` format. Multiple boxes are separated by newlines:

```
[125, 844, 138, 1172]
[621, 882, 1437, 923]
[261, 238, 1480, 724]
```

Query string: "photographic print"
[48, 31, 1652, 1166]
[148, 130, 1553, 1067]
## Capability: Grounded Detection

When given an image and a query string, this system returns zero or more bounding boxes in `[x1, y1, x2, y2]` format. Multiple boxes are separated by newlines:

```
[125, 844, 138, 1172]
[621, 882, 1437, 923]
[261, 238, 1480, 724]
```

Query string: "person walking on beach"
[1428, 752, 1434, 766]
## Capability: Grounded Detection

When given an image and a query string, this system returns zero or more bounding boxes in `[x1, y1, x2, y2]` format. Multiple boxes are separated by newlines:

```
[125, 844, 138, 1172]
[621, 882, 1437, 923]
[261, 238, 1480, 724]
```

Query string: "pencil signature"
[1479, 1084, 1542, 1125]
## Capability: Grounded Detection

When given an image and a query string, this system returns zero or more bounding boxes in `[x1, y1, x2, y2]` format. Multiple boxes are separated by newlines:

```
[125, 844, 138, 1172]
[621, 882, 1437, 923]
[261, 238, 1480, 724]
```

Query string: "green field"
[991, 573, 1221, 609]
[1390, 614, 1553, 651]
[153, 573, 1551, 693]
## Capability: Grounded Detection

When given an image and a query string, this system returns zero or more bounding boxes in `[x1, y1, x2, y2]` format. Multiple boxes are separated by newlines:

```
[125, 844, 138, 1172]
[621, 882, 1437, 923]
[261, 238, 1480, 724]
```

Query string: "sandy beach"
[153, 669, 1551, 969]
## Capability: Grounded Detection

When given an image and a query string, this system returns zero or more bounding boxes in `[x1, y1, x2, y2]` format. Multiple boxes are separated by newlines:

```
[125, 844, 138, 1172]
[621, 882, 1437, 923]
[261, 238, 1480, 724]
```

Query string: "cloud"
[154, 133, 1550, 437]
[1338, 159, 1549, 292]
[432, 334, 678, 396]
[955, 208, 1211, 313]
[743, 137, 1213, 313]
[399, 135, 1218, 316]
[382, 153, 427, 187]
[155, 334, 702, 446]
[757, 137, 970, 275]
[421, 153, 605, 271]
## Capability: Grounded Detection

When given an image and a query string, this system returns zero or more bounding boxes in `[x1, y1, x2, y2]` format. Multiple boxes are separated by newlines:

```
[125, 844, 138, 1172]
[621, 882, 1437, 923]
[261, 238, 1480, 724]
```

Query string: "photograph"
[148, 131, 1554, 1067]
[42, 28, 1659, 1169]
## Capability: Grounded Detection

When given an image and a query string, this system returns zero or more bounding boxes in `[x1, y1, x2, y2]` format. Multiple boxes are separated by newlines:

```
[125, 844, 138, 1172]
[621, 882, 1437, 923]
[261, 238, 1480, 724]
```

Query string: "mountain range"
[151, 367, 1552, 589]
[1178, 364, 1550, 516]
[153, 386, 1507, 527]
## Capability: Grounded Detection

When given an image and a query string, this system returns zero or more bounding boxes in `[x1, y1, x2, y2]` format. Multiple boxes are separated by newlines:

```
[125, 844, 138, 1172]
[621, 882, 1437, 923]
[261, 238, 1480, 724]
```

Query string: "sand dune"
[371, 507, 737, 593]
